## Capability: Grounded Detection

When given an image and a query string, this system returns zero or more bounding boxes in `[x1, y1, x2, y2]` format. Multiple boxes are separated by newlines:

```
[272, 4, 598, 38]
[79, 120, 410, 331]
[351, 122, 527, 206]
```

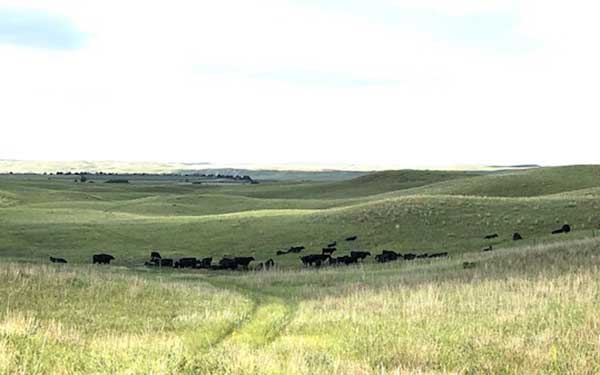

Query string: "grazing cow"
[197, 257, 212, 268]
[288, 246, 305, 253]
[336, 255, 358, 265]
[375, 251, 398, 263]
[350, 251, 371, 261]
[482, 245, 493, 252]
[219, 258, 238, 270]
[552, 224, 571, 234]
[322, 247, 336, 256]
[429, 252, 448, 258]
[151, 251, 161, 260]
[329, 257, 339, 265]
[416, 253, 429, 259]
[276, 250, 288, 256]
[463, 262, 476, 269]
[345, 236, 358, 241]
[484, 234, 498, 239]
[49, 256, 67, 264]
[93, 253, 115, 264]
[234, 257, 255, 270]
[403, 253, 417, 261]
[513, 232, 523, 241]
[300, 254, 329, 267]
[327, 241, 337, 248]
[160, 258, 174, 267]
[144, 261, 155, 267]
[177, 257, 197, 268]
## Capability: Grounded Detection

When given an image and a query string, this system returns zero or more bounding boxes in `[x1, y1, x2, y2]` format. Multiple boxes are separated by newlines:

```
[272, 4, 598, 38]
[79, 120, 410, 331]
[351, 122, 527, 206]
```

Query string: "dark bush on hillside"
[105, 179, 129, 184]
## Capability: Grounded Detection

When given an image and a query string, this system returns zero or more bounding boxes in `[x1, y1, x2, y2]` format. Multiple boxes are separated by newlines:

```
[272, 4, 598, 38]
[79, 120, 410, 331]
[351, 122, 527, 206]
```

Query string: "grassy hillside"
[396, 165, 600, 198]
[2, 165, 600, 374]
[1, 167, 600, 266]
[2, 238, 600, 374]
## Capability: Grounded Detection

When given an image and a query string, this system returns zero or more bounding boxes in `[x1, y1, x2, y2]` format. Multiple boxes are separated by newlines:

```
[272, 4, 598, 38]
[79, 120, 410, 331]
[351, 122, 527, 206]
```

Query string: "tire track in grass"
[203, 276, 297, 349]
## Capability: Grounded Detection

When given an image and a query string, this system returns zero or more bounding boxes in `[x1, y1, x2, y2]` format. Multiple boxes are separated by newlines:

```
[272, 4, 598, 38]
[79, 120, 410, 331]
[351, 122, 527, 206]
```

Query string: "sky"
[0, 0, 598, 168]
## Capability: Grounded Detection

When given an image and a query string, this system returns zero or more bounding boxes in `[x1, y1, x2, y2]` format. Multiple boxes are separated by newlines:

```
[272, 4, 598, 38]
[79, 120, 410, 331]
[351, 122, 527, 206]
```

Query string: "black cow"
[300, 254, 329, 267]
[329, 257, 339, 265]
[322, 247, 336, 255]
[276, 250, 288, 256]
[484, 234, 498, 239]
[256, 258, 275, 271]
[93, 253, 115, 264]
[403, 253, 417, 261]
[219, 258, 238, 270]
[288, 246, 305, 253]
[350, 251, 371, 261]
[552, 224, 571, 234]
[345, 236, 358, 241]
[482, 245, 493, 252]
[151, 251, 161, 260]
[234, 257, 255, 270]
[513, 232, 523, 241]
[197, 257, 212, 268]
[375, 251, 398, 263]
[160, 258, 174, 267]
[177, 257, 197, 268]
[336, 255, 358, 265]
[49, 256, 67, 264]
[416, 253, 429, 259]
[327, 241, 337, 248]
[429, 252, 448, 258]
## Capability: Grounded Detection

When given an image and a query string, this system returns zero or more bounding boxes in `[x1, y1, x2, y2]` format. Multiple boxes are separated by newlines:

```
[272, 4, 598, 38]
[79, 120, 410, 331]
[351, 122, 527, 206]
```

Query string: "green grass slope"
[397, 165, 600, 198]
[2, 238, 600, 374]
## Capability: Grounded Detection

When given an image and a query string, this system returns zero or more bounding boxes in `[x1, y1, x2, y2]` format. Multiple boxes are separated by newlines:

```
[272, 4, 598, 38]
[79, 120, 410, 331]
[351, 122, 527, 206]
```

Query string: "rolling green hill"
[2, 165, 600, 374]
[1, 166, 599, 266]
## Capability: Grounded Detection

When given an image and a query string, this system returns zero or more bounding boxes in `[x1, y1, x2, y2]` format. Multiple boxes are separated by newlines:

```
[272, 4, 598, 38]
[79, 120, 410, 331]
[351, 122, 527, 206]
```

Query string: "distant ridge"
[487, 164, 541, 169]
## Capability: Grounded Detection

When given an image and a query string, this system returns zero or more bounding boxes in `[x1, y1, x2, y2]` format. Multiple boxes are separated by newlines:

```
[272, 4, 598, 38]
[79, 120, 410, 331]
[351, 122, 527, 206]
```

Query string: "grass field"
[1, 166, 600, 374]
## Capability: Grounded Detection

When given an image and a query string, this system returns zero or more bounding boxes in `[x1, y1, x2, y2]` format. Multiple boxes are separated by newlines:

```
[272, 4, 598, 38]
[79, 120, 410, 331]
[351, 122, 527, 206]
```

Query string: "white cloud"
[0, 0, 599, 167]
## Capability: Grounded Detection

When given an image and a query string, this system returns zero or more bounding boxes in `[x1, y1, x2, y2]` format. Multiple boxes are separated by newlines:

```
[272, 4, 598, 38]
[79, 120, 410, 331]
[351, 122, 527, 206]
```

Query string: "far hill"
[395, 165, 600, 198]
[224, 170, 484, 200]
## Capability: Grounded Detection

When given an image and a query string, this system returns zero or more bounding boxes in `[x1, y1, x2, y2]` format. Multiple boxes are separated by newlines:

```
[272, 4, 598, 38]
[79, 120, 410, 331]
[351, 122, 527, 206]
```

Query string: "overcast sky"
[0, 0, 598, 167]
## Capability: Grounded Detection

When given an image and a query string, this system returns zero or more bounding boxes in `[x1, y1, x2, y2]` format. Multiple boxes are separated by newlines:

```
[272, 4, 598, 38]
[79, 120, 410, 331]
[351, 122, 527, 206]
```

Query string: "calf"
[327, 241, 337, 248]
[276, 250, 288, 256]
[288, 246, 305, 253]
[345, 235, 358, 241]
[92, 253, 115, 264]
[49, 256, 67, 264]
[350, 251, 371, 261]
[513, 232, 523, 241]
[482, 245, 493, 252]
[484, 234, 498, 239]
[265, 258, 275, 269]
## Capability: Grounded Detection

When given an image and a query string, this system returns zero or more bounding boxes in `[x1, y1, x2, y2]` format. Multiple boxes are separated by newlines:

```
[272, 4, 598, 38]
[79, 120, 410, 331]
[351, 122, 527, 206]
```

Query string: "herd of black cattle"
[48, 224, 574, 271]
